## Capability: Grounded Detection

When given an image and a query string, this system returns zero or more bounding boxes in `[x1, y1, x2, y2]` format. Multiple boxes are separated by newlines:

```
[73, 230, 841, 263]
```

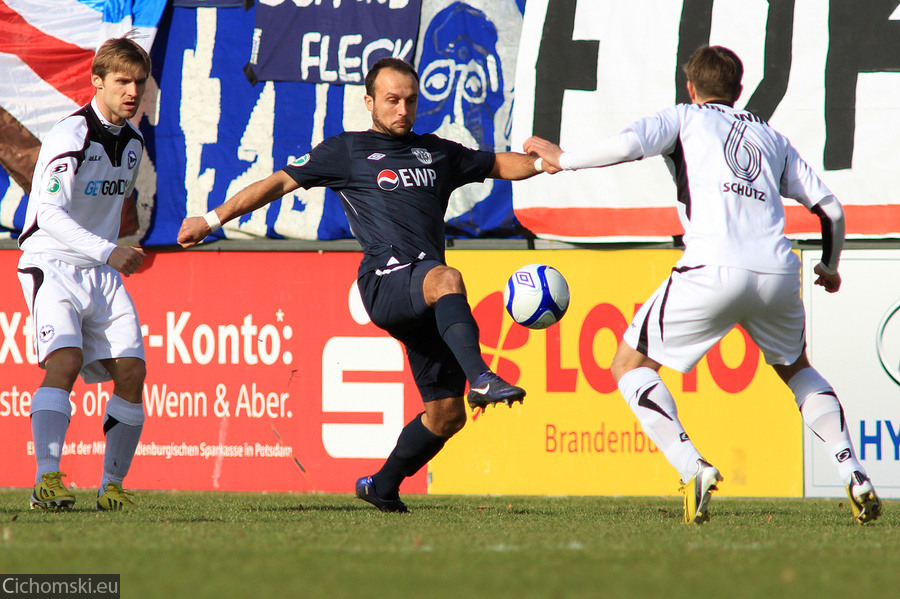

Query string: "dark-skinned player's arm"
[177, 171, 300, 248]
[489, 151, 562, 180]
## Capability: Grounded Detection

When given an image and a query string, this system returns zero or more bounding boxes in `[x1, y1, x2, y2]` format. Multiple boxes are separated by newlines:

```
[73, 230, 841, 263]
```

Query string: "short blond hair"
[92, 37, 151, 81]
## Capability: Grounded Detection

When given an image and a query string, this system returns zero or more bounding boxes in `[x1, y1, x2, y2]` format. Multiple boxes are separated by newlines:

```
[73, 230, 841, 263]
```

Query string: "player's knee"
[430, 409, 466, 438]
[115, 359, 147, 393]
[440, 411, 467, 437]
[44, 350, 83, 384]
[433, 267, 466, 294]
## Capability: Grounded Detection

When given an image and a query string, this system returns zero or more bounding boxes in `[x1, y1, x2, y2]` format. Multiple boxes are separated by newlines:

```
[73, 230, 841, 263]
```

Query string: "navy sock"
[434, 293, 489, 383]
[372, 413, 446, 497]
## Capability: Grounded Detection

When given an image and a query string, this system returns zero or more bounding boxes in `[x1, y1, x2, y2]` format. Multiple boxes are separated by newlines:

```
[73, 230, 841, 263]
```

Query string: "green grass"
[0, 491, 896, 599]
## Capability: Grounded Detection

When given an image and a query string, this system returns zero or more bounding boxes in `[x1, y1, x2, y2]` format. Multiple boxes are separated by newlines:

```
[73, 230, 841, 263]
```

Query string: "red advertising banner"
[0, 250, 425, 494]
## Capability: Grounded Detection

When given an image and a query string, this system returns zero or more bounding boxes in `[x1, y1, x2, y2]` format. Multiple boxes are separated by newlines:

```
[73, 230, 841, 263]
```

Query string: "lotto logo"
[377, 169, 400, 191]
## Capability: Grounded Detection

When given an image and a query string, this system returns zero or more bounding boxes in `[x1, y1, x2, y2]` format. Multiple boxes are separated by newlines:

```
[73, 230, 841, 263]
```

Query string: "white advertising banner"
[803, 249, 900, 498]
[512, 0, 900, 241]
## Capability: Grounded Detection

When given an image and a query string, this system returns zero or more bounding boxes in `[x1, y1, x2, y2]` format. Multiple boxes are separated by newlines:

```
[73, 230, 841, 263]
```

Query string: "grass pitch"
[0, 490, 896, 599]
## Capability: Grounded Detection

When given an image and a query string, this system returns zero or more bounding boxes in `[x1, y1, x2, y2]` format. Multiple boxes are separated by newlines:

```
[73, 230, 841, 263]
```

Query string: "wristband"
[816, 261, 838, 276]
[534, 157, 544, 173]
[203, 210, 222, 232]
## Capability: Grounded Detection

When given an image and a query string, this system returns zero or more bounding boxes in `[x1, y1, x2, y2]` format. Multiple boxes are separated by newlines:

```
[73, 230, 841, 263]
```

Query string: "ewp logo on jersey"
[377, 170, 400, 191]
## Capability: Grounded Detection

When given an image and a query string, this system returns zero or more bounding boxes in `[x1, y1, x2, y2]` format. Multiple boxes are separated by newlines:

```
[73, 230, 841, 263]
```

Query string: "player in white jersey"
[17, 37, 151, 511]
[525, 45, 881, 525]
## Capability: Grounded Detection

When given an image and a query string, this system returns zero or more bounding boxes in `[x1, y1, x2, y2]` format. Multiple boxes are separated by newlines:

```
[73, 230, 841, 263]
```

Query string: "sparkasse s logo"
[377, 169, 400, 191]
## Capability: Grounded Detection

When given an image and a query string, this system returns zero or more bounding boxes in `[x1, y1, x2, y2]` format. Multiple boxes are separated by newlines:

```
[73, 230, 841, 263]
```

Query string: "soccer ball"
[503, 264, 570, 329]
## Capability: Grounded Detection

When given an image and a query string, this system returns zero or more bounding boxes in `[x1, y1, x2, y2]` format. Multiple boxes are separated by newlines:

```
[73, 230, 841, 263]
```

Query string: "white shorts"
[623, 265, 805, 373]
[17, 253, 145, 384]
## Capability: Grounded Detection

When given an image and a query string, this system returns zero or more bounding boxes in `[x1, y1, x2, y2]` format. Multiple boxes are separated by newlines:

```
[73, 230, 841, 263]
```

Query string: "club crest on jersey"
[127, 150, 137, 169]
[46, 177, 61, 195]
[39, 325, 55, 343]
[367, 153, 386, 161]
[291, 153, 311, 167]
[411, 148, 432, 164]
[377, 169, 400, 191]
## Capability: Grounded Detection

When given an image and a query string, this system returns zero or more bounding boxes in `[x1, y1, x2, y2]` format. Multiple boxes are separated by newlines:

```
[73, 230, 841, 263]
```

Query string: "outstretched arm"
[178, 170, 300, 248]
[524, 131, 643, 171]
[489, 151, 561, 180]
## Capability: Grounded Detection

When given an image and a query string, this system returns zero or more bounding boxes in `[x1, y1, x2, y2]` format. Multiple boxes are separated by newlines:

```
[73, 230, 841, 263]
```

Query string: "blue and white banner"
[415, 0, 525, 237]
[247, 0, 422, 84]
[1, 3, 525, 246]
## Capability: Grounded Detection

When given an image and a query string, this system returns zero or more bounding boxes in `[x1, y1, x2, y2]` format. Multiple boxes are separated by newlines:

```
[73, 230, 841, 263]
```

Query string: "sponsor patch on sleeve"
[46, 177, 61, 194]
[290, 153, 310, 167]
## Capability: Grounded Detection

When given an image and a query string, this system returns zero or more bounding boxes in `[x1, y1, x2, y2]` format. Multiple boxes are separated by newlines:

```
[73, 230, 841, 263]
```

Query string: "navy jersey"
[283, 130, 495, 275]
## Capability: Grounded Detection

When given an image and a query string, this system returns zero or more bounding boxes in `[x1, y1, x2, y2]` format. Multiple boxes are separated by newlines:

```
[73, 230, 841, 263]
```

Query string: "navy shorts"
[357, 260, 466, 402]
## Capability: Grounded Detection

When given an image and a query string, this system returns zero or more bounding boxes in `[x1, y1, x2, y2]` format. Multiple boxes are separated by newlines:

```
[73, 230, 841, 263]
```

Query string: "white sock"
[30, 387, 72, 483]
[618, 367, 702, 483]
[100, 395, 144, 491]
[788, 367, 863, 484]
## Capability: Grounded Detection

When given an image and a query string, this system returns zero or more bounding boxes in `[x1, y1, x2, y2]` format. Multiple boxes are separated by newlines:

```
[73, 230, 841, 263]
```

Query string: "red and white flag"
[0, 0, 163, 193]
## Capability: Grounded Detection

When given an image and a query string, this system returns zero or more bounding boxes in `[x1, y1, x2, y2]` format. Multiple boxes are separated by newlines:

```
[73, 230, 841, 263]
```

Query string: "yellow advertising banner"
[430, 250, 802, 498]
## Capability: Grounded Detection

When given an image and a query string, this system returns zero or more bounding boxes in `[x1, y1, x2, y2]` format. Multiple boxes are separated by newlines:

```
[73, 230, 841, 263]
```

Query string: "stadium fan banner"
[511, 0, 900, 241]
[802, 250, 900, 500]
[245, 0, 422, 85]
[0, 2, 525, 246]
[0, 250, 429, 494]
[429, 249, 804, 498]
[415, 0, 525, 238]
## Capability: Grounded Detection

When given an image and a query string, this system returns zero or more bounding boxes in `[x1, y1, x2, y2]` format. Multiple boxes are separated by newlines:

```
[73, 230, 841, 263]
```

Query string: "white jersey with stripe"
[19, 99, 143, 267]
[626, 102, 834, 274]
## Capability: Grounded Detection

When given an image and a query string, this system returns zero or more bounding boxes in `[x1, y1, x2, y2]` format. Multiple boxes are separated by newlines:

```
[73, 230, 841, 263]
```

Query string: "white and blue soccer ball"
[503, 263, 570, 329]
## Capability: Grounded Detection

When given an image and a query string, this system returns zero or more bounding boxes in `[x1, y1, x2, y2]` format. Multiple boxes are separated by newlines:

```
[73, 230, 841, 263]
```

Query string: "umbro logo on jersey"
[377, 169, 400, 190]
[367, 153, 386, 161]
[128, 150, 138, 169]
[412, 148, 432, 164]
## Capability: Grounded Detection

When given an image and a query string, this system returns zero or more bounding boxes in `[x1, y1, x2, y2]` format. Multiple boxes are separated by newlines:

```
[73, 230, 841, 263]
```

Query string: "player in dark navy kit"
[178, 58, 556, 512]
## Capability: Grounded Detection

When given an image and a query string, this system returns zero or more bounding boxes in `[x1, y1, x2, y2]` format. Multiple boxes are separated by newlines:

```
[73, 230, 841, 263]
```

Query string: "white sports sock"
[30, 387, 72, 483]
[788, 367, 863, 484]
[618, 367, 703, 483]
[100, 395, 144, 491]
